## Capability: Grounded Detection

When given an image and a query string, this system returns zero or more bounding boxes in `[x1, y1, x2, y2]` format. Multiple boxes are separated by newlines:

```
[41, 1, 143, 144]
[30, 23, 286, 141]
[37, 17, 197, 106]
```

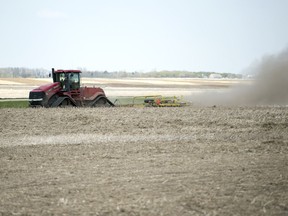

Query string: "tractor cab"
[29, 68, 114, 107]
[52, 69, 81, 91]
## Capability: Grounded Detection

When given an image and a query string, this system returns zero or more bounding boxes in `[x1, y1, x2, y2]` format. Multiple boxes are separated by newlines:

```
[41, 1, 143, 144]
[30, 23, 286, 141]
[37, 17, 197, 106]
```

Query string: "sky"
[0, 0, 288, 73]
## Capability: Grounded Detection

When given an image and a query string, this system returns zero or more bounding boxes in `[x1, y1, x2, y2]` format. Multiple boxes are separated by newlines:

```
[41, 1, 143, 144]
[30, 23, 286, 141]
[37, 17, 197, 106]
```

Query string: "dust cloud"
[191, 48, 288, 106]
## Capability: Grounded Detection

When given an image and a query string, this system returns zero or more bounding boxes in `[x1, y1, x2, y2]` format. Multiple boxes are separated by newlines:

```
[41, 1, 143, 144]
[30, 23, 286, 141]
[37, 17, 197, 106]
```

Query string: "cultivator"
[113, 95, 187, 107]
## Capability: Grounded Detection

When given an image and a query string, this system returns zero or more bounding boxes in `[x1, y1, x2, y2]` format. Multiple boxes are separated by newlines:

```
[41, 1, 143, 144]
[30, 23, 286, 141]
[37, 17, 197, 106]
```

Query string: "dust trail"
[190, 48, 288, 106]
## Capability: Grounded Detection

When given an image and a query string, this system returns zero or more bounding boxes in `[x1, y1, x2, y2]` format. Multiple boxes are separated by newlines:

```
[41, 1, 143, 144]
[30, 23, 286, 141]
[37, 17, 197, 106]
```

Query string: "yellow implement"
[143, 95, 186, 107]
[113, 95, 186, 107]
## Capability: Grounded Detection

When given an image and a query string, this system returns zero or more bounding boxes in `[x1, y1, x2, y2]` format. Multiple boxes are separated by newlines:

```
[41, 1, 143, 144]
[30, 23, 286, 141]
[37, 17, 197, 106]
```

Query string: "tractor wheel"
[93, 98, 108, 107]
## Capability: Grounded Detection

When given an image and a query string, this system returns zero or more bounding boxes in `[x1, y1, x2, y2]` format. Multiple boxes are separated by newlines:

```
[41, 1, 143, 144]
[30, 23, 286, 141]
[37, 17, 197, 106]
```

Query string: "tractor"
[28, 68, 114, 107]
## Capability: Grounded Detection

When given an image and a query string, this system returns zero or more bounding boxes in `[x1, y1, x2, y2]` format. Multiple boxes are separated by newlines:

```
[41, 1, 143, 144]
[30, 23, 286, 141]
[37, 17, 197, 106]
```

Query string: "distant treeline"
[0, 67, 242, 79]
[0, 67, 49, 78]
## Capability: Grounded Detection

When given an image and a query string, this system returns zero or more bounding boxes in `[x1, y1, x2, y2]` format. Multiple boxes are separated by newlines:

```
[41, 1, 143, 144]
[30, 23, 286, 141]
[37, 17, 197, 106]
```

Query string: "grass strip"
[0, 100, 29, 108]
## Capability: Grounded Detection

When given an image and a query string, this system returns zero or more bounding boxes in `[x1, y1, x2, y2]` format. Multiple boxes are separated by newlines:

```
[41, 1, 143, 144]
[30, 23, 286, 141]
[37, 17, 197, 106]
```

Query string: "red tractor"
[29, 68, 114, 107]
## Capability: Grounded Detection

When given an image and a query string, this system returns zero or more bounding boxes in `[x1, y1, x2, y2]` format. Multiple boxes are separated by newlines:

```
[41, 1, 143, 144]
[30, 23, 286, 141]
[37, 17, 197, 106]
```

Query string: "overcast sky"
[0, 0, 287, 73]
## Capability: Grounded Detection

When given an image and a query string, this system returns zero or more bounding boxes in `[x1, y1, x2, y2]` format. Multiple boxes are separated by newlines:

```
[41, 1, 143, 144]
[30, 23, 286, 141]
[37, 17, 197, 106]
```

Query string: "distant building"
[246, 74, 255, 79]
[209, 73, 222, 79]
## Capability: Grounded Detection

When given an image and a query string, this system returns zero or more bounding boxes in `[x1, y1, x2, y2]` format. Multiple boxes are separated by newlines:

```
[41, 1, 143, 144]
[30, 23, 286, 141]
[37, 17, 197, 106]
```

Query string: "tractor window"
[54, 73, 65, 83]
[59, 73, 65, 81]
[69, 73, 80, 90]
[55, 73, 66, 88]
[54, 72, 80, 90]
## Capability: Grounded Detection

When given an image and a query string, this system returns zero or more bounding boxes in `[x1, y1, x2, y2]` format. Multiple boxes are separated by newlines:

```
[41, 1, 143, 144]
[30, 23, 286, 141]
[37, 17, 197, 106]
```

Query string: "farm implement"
[113, 95, 186, 107]
[143, 95, 186, 107]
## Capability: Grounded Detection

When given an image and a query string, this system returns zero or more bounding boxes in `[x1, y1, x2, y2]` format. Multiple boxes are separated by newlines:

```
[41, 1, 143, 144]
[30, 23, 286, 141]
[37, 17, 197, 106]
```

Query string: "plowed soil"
[0, 106, 287, 215]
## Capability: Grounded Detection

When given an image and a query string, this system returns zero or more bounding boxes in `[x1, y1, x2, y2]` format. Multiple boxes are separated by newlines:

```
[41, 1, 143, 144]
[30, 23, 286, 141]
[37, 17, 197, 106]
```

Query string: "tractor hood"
[29, 82, 62, 107]
[30, 82, 61, 93]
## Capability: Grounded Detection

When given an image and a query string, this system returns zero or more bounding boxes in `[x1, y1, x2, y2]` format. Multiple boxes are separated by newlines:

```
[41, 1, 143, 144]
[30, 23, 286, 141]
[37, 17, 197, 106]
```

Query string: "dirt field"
[1, 106, 287, 215]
